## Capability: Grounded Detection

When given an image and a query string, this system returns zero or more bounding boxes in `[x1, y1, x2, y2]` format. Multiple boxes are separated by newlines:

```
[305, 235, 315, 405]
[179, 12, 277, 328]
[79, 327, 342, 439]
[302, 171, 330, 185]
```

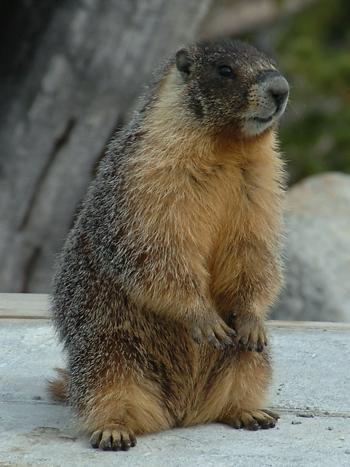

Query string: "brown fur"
[50, 114, 282, 434]
[50, 40, 286, 450]
[125, 76, 284, 338]
[48, 368, 69, 402]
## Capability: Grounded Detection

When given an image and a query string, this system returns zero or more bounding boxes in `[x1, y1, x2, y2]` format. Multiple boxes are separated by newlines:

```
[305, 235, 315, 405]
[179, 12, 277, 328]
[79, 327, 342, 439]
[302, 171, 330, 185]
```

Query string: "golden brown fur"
[125, 74, 284, 343]
[50, 39, 286, 451]
[48, 367, 69, 402]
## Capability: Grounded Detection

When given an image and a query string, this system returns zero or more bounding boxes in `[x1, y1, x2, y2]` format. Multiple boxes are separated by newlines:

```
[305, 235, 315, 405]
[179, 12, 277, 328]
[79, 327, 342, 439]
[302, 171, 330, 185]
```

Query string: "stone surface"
[271, 172, 350, 322]
[1, 318, 349, 466]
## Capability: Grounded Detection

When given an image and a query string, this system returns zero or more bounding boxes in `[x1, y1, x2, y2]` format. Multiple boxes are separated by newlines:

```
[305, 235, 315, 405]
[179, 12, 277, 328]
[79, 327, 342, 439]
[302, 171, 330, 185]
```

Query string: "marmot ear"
[175, 49, 193, 75]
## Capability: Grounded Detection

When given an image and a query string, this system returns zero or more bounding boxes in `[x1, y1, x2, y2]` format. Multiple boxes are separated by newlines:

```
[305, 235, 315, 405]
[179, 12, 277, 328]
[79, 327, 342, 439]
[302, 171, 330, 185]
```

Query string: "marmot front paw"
[189, 313, 236, 349]
[230, 313, 267, 352]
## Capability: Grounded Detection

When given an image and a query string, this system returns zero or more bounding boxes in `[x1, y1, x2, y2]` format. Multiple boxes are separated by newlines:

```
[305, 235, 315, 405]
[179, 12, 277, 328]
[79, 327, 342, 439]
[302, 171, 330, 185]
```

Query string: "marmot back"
[50, 38, 289, 451]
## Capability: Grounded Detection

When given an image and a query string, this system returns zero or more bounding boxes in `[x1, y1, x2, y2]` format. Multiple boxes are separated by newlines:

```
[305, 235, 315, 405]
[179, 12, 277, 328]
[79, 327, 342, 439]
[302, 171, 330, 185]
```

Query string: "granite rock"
[271, 172, 350, 322]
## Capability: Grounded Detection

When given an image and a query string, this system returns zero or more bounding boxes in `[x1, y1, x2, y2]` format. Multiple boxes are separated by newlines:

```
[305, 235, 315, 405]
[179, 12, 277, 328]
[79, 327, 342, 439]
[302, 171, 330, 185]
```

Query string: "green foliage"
[276, 0, 350, 184]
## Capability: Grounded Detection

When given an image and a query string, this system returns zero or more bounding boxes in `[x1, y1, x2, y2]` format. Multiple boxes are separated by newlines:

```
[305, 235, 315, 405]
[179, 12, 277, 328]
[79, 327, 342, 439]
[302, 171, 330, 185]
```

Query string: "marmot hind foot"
[90, 424, 137, 451]
[222, 409, 279, 430]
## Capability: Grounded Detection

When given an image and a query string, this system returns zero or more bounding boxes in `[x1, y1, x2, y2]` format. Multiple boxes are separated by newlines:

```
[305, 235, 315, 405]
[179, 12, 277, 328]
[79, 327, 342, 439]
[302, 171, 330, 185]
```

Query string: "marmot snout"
[50, 39, 287, 451]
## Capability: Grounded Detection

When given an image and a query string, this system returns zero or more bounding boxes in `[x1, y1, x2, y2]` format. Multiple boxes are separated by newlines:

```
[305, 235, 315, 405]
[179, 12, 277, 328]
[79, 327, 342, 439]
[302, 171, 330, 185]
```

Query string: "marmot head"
[174, 39, 289, 137]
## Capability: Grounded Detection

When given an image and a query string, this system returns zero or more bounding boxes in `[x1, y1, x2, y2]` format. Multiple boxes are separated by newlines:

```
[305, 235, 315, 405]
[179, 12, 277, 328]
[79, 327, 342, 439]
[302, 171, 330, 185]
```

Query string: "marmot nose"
[266, 76, 289, 109]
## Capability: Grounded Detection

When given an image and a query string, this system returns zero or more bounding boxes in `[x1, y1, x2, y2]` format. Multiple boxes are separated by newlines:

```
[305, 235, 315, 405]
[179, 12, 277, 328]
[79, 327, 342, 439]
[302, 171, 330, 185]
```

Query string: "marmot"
[49, 39, 289, 451]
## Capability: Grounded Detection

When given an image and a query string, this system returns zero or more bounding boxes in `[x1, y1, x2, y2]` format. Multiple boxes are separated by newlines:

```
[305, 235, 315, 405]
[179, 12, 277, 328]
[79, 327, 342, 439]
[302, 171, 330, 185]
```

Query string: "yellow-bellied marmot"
[49, 38, 289, 451]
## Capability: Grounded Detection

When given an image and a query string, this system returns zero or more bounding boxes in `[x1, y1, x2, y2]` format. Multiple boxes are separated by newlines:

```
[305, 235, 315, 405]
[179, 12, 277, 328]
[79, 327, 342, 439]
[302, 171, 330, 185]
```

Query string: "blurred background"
[0, 0, 349, 321]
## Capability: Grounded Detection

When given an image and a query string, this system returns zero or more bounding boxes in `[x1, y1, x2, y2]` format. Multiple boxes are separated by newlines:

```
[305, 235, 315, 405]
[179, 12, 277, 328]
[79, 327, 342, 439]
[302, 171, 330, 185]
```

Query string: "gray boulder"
[271, 172, 350, 322]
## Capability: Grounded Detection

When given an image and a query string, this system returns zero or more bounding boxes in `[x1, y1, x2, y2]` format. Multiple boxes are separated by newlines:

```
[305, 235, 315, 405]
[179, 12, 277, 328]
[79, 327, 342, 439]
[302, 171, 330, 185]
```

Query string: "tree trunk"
[0, 0, 212, 292]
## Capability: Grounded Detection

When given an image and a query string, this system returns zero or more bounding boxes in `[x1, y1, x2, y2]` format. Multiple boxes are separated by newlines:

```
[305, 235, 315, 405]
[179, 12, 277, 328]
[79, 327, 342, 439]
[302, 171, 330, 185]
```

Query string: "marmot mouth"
[251, 100, 286, 125]
[243, 109, 279, 136]
[252, 114, 274, 124]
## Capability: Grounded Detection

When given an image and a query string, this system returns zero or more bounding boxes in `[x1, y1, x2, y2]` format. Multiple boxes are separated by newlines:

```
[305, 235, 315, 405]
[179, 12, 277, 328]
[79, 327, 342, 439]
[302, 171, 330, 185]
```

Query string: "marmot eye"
[218, 65, 234, 78]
